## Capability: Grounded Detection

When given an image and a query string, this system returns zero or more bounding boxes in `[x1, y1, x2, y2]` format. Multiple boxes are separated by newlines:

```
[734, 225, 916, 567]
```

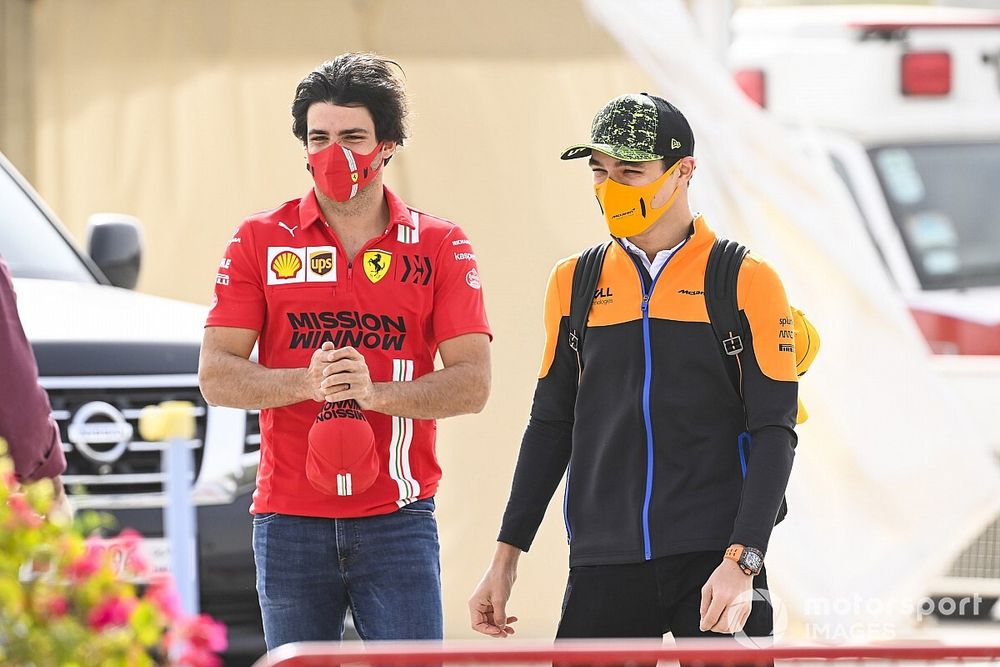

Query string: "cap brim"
[560, 143, 663, 162]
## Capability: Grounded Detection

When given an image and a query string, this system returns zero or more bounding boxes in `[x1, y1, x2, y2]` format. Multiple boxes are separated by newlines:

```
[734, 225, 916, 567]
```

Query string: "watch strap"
[725, 544, 764, 576]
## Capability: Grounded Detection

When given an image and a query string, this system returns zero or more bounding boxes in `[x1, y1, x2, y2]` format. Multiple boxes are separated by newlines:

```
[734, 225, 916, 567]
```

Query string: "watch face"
[742, 550, 763, 573]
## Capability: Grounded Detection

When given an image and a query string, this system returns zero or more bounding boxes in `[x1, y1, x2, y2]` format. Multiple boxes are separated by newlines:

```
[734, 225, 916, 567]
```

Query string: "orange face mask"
[594, 160, 682, 237]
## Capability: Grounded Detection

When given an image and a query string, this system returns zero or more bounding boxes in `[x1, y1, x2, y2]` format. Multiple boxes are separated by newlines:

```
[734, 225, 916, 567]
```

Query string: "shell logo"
[271, 250, 303, 280]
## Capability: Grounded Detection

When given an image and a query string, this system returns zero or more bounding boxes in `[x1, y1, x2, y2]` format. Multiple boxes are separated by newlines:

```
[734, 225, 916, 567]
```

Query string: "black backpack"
[568, 237, 748, 375]
[568, 237, 754, 475]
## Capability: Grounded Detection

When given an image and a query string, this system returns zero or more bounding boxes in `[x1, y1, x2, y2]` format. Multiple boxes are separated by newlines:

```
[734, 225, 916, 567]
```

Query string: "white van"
[0, 151, 266, 658]
[729, 3, 1000, 625]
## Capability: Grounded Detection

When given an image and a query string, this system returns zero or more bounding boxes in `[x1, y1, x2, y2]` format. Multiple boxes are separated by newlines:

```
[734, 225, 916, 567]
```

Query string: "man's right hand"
[469, 543, 521, 638]
[305, 342, 338, 402]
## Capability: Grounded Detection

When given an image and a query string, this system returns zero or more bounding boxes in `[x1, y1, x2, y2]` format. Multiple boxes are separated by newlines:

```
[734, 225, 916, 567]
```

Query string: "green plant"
[0, 439, 227, 666]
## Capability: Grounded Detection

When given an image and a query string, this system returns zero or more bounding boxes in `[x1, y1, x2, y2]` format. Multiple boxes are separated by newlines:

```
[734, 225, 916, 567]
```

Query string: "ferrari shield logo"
[363, 250, 391, 283]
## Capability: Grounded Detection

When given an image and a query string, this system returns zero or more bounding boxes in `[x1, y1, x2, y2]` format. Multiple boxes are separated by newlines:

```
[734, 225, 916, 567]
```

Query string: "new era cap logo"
[671, 138, 682, 150]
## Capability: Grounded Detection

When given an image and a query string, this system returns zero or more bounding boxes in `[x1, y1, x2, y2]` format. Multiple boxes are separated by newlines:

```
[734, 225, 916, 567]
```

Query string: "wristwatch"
[725, 544, 764, 576]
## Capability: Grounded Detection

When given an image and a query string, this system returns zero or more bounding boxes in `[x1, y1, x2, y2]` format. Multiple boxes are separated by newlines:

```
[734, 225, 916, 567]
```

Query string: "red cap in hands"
[306, 400, 378, 496]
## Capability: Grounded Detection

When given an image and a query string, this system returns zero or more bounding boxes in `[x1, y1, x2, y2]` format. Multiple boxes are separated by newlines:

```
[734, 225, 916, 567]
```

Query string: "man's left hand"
[699, 558, 754, 633]
[320, 347, 380, 409]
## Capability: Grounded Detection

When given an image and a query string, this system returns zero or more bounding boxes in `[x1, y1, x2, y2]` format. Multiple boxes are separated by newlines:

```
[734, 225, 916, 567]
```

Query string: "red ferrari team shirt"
[206, 186, 491, 518]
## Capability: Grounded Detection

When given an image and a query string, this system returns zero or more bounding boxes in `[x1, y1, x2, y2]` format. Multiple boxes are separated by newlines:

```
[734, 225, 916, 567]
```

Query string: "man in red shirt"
[199, 53, 492, 649]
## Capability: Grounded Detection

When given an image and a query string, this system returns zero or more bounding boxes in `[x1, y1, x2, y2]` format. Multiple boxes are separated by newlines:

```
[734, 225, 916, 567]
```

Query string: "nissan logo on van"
[67, 401, 135, 464]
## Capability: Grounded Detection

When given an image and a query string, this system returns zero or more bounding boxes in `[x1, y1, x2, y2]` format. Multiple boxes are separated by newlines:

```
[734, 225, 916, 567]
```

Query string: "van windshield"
[869, 141, 1000, 290]
[0, 162, 95, 283]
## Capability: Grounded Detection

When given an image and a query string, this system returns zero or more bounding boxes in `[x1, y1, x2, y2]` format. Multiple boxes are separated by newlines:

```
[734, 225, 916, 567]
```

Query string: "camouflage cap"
[561, 93, 694, 162]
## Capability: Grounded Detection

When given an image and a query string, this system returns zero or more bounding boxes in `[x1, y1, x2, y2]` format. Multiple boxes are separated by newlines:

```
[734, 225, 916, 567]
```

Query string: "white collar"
[619, 234, 688, 278]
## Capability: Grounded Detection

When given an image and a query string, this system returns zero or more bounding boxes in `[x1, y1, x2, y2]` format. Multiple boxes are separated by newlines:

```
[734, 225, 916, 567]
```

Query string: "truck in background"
[0, 151, 265, 661]
[729, 3, 1000, 627]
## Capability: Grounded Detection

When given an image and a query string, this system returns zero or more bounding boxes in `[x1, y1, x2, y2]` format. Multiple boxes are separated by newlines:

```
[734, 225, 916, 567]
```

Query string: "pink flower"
[185, 614, 228, 653]
[118, 527, 142, 543]
[67, 539, 104, 582]
[7, 493, 42, 528]
[164, 614, 228, 666]
[87, 595, 137, 630]
[146, 575, 183, 620]
[117, 528, 151, 576]
[128, 550, 151, 576]
[46, 595, 69, 618]
[175, 648, 222, 667]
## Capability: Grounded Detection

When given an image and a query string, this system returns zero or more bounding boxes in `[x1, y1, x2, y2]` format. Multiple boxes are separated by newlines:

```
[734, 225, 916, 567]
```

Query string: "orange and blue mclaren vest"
[499, 215, 798, 567]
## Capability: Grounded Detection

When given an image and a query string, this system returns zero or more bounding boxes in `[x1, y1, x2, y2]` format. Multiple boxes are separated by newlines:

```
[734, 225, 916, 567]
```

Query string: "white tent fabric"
[586, 0, 1000, 639]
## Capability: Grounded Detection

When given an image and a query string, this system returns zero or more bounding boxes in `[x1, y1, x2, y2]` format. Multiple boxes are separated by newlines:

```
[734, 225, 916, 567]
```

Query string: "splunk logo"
[287, 311, 407, 350]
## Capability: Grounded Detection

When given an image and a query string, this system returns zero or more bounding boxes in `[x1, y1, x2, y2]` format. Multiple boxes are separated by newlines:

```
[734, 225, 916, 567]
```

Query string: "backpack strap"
[705, 237, 749, 359]
[568, 241, 611, 376]
[706, 237, 753, 477]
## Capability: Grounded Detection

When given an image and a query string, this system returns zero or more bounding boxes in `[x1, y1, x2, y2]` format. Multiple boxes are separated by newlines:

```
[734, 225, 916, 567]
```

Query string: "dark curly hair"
[291, 53, 408, 147]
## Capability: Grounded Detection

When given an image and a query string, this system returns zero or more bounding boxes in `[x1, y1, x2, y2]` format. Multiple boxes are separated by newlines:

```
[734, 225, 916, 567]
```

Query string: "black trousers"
[556, 551, 773, 667]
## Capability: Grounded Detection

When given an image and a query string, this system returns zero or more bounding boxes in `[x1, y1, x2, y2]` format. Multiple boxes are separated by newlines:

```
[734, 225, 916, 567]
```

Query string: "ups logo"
[309, 251, 334, 276]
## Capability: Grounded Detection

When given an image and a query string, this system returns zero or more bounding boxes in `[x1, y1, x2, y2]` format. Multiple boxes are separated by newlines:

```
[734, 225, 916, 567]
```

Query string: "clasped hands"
[304, 341, 378, 409]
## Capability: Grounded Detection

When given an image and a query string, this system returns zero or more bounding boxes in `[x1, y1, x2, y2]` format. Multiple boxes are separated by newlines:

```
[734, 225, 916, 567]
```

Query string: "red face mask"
[307, 142, 385, 202]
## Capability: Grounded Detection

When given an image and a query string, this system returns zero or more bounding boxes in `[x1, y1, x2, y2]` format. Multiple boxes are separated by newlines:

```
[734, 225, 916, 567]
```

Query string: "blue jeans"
[252, 496, 442, 650]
